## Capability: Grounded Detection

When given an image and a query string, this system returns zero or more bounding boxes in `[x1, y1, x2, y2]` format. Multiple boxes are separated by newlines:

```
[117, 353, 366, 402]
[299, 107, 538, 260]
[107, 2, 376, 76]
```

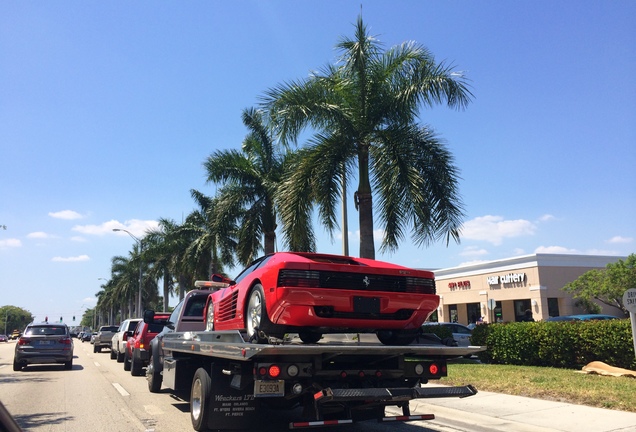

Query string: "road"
[0, 339, 522, 432]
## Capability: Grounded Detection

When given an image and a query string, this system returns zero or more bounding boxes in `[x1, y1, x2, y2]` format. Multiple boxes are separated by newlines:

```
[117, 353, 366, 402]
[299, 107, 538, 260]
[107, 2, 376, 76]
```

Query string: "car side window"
[169, 299, 184, 324]
[234, 255, 273, 284]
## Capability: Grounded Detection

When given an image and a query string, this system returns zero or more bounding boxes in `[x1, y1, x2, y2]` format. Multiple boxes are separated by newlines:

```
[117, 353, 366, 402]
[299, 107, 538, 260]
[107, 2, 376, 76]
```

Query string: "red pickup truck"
[124, 313, 170, 376]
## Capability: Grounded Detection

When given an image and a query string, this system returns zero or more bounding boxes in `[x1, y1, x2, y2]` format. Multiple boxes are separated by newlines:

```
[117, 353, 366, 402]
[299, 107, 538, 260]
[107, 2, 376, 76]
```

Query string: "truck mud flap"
[314, 384, 477, 404]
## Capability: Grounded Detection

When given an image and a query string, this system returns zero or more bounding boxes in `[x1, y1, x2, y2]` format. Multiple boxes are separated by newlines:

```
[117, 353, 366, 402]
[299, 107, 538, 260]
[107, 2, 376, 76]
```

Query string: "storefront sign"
[487, 273, 526, 286]
[448, 280, 471, 291]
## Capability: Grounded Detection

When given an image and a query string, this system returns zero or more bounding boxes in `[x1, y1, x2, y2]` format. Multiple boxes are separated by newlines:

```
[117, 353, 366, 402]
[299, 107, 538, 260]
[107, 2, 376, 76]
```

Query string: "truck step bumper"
[315, 384, 477, 404]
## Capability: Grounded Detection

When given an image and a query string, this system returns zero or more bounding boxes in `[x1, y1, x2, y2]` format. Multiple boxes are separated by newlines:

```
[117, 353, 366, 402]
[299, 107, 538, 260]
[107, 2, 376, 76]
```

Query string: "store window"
[467, 303, 481, 324]
[448, 305, 458, 323]
[514, 299, 533, 322]
[547, 298, 560, 317]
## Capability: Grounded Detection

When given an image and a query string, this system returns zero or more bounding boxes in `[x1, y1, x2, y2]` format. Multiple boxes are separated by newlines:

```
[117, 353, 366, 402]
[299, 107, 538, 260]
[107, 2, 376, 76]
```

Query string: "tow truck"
[145, 280, 484, 431]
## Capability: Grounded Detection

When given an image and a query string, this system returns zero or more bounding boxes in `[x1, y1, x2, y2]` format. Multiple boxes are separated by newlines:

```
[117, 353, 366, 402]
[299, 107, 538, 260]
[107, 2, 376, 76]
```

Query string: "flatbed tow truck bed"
[157, 330, 484, 431]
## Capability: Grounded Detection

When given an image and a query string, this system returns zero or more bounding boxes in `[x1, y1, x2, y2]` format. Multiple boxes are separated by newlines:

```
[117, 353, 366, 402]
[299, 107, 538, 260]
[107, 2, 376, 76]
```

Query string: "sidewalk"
[395, 387, 636, 432]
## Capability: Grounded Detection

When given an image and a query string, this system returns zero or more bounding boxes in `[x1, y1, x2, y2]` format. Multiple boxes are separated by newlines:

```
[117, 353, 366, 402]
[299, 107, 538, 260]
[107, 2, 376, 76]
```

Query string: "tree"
[563, 254, 636, 315]
[263, 16, 471, 259]
[203, 107, 309, 266]
[1, 305, 33, 335]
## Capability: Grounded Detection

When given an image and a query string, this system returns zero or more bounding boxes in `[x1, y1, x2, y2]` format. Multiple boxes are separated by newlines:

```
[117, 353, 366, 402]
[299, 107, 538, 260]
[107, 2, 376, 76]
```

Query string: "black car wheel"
[123, 349, 131, 371]
[147, 353, 162, 393]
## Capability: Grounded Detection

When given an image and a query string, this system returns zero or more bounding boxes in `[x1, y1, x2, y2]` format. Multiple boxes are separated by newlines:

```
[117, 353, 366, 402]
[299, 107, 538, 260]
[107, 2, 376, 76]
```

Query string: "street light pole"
[113, 229, 144, 317]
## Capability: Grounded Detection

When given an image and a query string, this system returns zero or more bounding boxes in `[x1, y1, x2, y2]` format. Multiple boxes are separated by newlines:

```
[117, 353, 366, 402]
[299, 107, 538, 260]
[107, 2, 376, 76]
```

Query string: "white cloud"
[534, 245, 579, 254]
[73, 219, 159, 237]
[71, 236, 87, 242]
[459, 246, 489, 257]
[0, 238, 22, 248]
[52, 255, 90, 262]
[27, 231, 54, 239]
[537, 214, 556, 222]
[461, 215, 536, 245]
[607, 236, 633, 244]
[49, 210, 83, 220]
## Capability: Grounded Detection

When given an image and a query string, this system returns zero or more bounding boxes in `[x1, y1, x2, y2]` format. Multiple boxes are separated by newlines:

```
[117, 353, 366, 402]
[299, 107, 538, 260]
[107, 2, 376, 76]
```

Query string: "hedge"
[469, 319, 636, 370]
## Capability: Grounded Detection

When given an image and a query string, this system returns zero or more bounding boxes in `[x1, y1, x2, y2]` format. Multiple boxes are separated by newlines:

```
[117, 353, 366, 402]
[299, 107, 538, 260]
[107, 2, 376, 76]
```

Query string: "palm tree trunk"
[357, 144, 375, 259]
[163, 270, 170, 312]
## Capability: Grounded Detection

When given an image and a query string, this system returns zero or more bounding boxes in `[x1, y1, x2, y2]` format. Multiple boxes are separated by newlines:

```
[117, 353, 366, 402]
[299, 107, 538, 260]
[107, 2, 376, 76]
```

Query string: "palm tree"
[144, 219, 181, 311]
[262, 16, 471, 259]
[186, 190, 237, 277]
[203, 107, 311, 266]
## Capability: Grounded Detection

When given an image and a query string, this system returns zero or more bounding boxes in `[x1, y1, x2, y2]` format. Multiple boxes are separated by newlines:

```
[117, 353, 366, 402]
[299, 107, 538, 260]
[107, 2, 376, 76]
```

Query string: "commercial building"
[431, 254, 625, 324]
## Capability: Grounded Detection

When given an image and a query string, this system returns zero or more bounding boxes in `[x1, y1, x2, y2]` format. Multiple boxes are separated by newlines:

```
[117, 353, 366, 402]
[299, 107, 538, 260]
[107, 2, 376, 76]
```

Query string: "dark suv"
[13, 323, 74, 371]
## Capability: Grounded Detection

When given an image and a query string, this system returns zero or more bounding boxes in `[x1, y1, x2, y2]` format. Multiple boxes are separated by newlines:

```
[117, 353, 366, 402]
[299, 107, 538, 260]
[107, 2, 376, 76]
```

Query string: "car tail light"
[17, 337, 30, 345]
[405, 277, 436, 294]
[277, 270, 320, 288]
[59, 337, 72, 345]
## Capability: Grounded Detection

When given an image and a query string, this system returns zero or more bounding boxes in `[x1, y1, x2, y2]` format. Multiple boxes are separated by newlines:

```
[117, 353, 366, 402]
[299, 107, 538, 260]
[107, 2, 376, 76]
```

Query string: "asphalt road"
[0, 339, 541, 432]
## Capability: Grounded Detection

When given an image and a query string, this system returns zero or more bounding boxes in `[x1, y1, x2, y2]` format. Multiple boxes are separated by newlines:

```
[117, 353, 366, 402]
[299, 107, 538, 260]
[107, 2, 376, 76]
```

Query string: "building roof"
[431, 253, 626, 279]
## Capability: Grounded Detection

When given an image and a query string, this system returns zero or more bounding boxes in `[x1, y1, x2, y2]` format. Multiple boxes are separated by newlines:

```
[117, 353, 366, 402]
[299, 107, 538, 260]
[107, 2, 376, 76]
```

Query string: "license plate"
[39, 340, 52, 345]
[353, 296, 380, 314]
[254, 380, 284, 397]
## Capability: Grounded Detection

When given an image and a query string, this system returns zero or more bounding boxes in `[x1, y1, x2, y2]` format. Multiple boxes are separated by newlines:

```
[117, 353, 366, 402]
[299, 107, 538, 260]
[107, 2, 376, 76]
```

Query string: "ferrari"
[202, 252, 439, 345]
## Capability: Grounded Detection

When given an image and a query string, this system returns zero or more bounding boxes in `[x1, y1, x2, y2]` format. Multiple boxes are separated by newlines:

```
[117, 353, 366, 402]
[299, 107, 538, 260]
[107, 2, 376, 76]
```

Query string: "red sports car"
[203, 252, 438, 345]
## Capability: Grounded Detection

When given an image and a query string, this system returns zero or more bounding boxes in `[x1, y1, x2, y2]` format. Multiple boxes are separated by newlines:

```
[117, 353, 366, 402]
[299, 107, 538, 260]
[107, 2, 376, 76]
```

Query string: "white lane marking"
[112, 382, 130, 397]
[94, 362, 101, 367]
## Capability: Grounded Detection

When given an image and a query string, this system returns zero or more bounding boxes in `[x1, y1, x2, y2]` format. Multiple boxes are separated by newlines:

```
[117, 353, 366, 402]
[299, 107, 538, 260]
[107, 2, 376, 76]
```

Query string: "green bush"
[470, 319, 636, 370]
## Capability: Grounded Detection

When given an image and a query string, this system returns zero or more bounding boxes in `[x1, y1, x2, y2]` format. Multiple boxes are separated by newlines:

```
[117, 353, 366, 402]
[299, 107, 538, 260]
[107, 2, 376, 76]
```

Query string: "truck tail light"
[268, 365, 281, 378]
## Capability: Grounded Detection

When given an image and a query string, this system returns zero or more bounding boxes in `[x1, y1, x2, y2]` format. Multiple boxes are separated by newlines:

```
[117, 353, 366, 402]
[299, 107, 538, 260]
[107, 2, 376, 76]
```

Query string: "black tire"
[110, 348, 116, 359]
[298, 332, 322, 344]
[12, 359, 23, 371]
[191, 368, 212, 431]
[245, 284, 270, 343]
[131, 351, 143, 376]
[116, 348, 125, 363]
[123, 349, 131, 371]
[64, 359, 73, 370]
[147, 353, 162, 393]
[376, 330, 417, 346]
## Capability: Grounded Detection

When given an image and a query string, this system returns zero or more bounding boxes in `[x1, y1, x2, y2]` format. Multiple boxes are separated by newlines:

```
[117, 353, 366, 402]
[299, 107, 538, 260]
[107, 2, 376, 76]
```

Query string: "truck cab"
[146, 289, 211, 392]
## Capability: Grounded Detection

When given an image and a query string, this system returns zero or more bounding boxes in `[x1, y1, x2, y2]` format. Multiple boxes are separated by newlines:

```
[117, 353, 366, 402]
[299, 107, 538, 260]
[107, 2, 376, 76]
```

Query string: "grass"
[439, 358, 636, 413]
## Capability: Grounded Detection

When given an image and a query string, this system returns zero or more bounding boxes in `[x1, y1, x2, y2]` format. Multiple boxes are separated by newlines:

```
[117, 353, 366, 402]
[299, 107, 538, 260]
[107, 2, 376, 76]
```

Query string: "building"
[431, 254, 625, 324]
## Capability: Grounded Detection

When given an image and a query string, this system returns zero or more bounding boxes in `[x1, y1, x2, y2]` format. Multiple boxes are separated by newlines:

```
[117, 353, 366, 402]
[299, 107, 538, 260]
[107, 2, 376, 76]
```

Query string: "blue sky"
[1, 1, 634, 325]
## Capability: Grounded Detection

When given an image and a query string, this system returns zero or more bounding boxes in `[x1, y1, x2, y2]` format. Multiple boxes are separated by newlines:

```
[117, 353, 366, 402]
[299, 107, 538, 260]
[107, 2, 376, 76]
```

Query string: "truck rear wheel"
[191, 368, 212, 431]
[147, 353, 162, 393]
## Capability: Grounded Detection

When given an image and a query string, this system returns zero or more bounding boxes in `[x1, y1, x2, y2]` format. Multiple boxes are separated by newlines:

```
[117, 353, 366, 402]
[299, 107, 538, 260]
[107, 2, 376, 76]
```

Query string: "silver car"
[421, 322, 473, 347]
[13, 323, 74, 371]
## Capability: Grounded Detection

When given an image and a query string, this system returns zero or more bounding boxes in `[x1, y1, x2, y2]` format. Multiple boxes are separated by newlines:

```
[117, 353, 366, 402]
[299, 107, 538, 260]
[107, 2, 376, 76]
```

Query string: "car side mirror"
[143, 310, 155, 324]
[211, 273, 236, 286]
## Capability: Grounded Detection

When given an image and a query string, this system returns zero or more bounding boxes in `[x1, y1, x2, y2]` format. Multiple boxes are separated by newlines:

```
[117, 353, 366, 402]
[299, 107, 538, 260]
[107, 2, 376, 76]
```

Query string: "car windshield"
[25, 326, 67, 336]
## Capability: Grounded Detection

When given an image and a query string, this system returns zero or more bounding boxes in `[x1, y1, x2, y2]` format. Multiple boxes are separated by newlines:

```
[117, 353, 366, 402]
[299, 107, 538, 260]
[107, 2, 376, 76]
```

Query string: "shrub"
[470, 319, 635, 370]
